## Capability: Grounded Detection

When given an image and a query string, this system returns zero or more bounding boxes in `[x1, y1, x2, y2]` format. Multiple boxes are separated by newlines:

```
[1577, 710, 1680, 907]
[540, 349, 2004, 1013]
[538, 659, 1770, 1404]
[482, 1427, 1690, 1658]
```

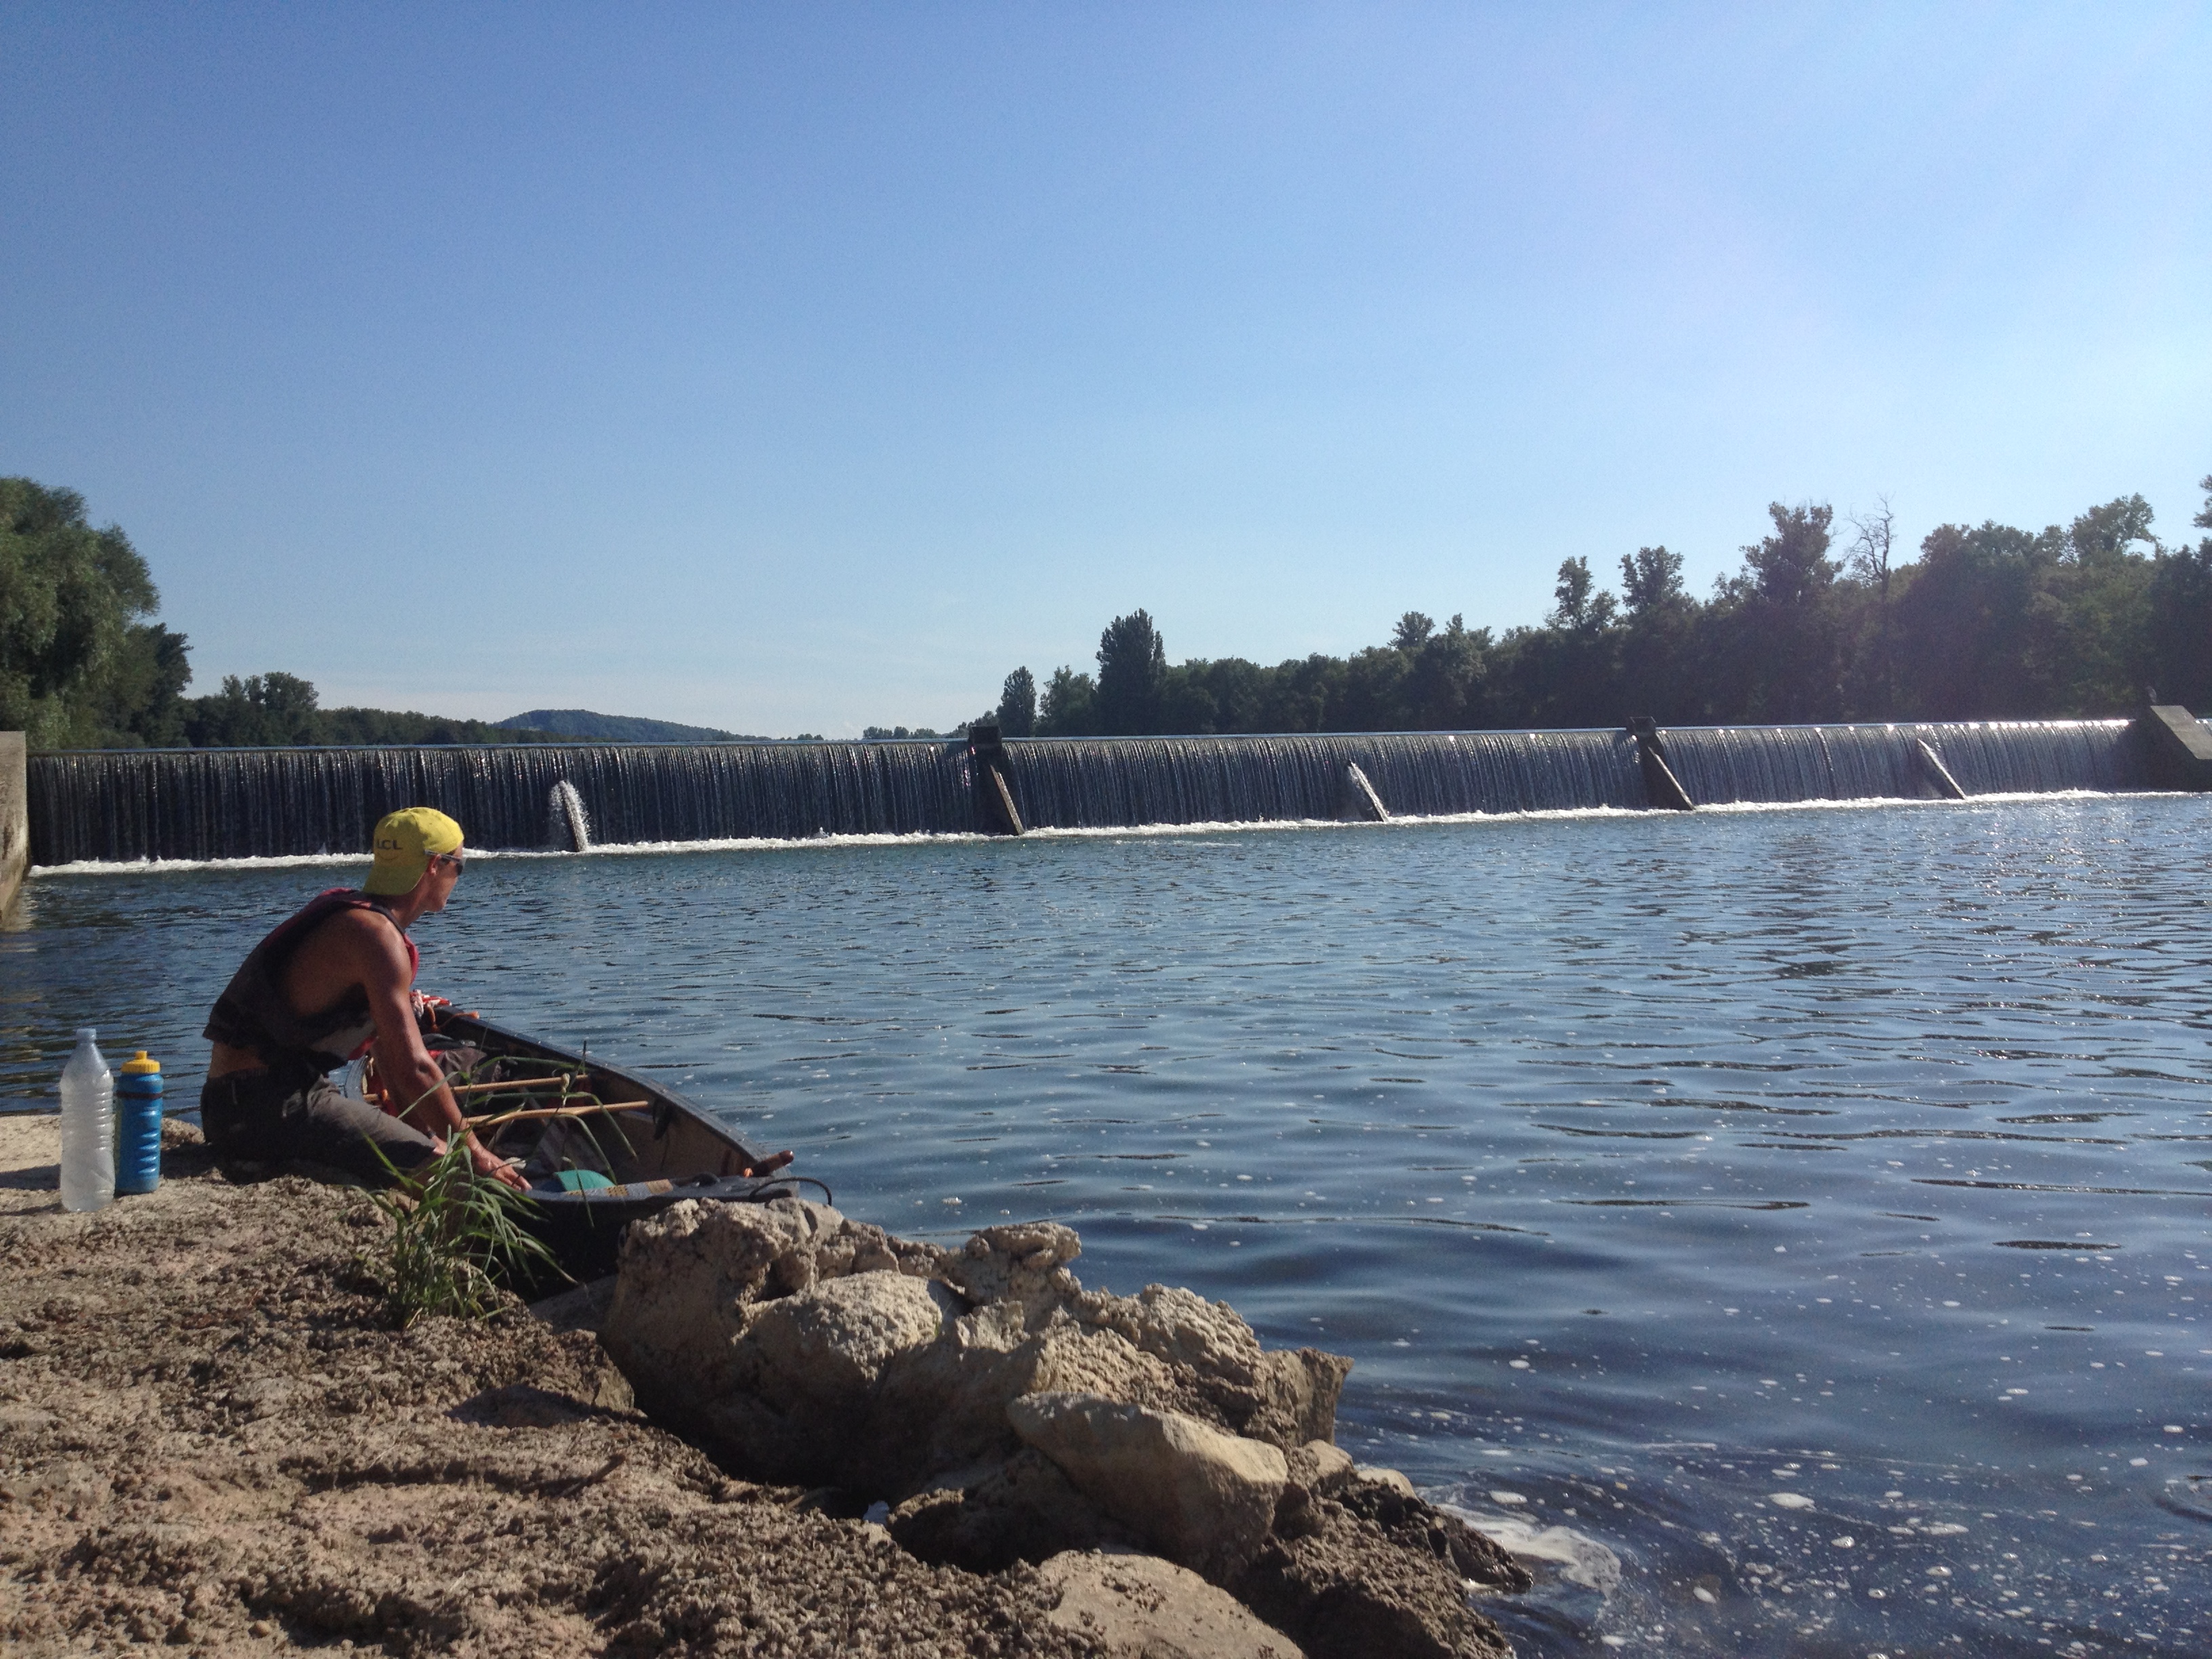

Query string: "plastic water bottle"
[115, 1050, 163, 1195]
[60, 1028, 115, 1212]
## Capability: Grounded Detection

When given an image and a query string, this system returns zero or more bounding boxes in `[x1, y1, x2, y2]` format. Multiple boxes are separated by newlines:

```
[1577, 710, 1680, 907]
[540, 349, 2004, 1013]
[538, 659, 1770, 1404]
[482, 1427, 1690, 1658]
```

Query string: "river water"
[5, 796, 2208, 1656]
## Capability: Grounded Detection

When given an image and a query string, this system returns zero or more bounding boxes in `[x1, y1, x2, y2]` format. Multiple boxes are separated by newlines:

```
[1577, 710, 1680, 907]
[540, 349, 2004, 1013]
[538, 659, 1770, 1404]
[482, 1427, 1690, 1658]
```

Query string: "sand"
[0, 1115, 1103, 1657]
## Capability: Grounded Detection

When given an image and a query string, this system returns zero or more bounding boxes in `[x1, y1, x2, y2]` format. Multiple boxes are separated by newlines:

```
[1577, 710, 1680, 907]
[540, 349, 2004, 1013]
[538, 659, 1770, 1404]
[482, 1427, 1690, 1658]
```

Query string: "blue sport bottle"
[115, 1051, 163, 1196]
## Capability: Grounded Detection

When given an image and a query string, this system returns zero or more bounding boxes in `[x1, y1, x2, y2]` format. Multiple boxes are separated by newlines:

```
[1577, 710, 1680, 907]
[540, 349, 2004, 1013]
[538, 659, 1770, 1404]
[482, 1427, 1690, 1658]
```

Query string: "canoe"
[419, 1007, 821, 1277]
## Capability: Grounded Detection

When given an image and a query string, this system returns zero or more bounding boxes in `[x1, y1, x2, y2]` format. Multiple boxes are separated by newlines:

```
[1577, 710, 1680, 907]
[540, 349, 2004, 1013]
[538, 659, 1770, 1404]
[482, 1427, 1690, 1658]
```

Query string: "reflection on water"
[5, 796, 2208, 1656]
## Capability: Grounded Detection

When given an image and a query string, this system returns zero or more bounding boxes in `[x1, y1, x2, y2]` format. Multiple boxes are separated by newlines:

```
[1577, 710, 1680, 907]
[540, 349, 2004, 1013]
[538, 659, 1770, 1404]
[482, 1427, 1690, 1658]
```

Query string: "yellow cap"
[364, 807, 466, 895]
[121, 1050, 160, 1074]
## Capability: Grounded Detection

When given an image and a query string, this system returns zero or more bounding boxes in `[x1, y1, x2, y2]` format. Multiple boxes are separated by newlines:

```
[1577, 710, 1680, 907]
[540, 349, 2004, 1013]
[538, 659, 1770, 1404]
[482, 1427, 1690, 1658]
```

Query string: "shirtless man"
[201, 807, 527, 1189]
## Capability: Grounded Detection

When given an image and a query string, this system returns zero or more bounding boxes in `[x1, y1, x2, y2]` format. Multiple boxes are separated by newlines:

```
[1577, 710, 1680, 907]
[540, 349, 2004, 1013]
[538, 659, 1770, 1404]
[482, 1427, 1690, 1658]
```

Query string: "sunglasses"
[431, 853, 465, 872]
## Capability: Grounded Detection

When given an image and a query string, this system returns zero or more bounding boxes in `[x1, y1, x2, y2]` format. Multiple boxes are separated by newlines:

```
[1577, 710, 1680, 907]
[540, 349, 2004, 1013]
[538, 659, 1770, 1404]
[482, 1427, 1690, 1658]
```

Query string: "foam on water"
[22, 787, 2135, 880]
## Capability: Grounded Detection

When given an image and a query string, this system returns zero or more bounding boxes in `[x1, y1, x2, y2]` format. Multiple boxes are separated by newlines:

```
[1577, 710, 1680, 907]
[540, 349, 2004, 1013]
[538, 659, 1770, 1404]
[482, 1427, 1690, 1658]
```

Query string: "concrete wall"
[0, 733, 24, 914]
[2139, 705, 2212, 791]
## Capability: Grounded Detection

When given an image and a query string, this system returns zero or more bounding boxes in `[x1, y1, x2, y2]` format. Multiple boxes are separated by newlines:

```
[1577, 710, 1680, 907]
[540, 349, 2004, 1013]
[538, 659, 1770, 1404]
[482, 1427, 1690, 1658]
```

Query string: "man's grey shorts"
[199, 1067, 439, 1185]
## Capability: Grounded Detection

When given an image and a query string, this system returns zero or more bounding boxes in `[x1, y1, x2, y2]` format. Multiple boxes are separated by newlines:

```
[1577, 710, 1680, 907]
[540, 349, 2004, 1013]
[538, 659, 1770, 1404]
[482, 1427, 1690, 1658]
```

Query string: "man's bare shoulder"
[300, 905, 409, 968]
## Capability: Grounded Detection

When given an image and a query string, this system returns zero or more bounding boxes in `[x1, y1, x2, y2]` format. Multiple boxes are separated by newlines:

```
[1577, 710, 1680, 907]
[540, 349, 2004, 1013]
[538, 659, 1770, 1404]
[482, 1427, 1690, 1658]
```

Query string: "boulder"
[887, 1449, 1134, 1573]
[1232, 1469, 1531, 1659]
[600, 1198, 858, 1413]
[743, 1270, 956, 1410]
[1232, 1504, 1515, 1659]
[945, 1221, 1084, 1313]
[1073, 1285, 1349, 1448]
[602, 1201, 961, 1483]
[1008, 1391, 1288, 1582]
[1036, 1549, 1309, 1659]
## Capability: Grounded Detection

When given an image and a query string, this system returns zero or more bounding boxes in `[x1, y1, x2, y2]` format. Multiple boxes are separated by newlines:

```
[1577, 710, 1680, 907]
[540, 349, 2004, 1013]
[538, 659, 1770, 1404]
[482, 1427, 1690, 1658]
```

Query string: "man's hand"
[469, 1136, 531, 1191]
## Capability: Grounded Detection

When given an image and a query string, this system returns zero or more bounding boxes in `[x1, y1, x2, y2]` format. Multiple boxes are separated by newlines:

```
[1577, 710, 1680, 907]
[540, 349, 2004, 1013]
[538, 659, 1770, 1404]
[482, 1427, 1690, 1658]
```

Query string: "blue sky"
[5, 4, 2207, 735]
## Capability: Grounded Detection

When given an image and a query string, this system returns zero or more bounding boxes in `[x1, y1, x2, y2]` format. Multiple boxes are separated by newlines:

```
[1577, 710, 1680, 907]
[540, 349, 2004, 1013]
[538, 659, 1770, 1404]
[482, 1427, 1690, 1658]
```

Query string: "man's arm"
[345, 918, 529, 1190]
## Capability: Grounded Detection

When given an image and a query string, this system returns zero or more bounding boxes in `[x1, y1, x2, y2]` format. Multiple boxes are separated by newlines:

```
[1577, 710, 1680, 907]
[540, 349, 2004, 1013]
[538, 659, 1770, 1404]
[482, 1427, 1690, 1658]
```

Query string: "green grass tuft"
[366, 1135, 562, 1327]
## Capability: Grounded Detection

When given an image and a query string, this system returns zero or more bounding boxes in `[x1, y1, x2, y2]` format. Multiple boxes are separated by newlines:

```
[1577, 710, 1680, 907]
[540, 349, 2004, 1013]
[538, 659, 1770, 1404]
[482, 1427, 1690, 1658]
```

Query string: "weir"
[25, 717, 2168, 866]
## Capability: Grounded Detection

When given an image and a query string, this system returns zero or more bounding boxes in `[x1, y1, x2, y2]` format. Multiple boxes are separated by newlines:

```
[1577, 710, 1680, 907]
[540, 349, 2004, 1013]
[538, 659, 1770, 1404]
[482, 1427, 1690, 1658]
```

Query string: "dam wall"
[26, 718, 2158, 867]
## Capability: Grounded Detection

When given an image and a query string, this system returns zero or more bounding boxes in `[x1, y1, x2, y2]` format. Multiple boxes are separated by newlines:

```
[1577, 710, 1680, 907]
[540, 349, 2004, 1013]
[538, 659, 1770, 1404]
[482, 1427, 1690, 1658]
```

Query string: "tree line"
[987, 482, 2212, 738]
[8, 472, 2208, 750]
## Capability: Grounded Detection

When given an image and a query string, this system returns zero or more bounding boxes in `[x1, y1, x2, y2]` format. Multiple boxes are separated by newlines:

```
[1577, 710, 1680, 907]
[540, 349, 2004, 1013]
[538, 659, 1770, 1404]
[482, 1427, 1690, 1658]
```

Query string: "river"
[5, 794, 2207, 1656]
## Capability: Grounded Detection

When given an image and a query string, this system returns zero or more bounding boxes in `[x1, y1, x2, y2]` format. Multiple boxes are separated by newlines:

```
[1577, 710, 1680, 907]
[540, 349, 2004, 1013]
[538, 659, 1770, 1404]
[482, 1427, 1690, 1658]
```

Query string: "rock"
[1074, 1284, 1266, 1388]
[1355, 1465, 1416, 1496]
[1245, 1348, 1353, 1448]
[872, 1306, 1208, 1493]
[743, 1272, 955, 1410]
[1008, 1391, 1287, 1582]
[1274, 1441, 1359, 1538]
[1036, 1549, 1309, 1659]
[1330, 1477, 1533, 1595]
[888, 1449, 1134, 1572]
[695, 1273, 959, 1485]
[1071, 1286, 1349, 1448]
[601, 1199, 857, 1411]
[945, 1222, 1084, 1313]
[527, 1273, 616, 1334]
[1232, 1499, 1517, 1659]
[1290, 1441, 1355, 1492]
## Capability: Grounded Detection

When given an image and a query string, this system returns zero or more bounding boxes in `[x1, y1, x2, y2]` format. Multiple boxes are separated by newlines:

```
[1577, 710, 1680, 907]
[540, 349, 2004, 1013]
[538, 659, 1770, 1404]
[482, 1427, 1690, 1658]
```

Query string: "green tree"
[96, 623, 193, 747]
[1404, 615, 1488, 729]
[2143, 474, 2212, 709]
[2045, 495, 2158, 712]
[1548, 557, 1618, 634]
[1843, 501, 1898, 714]
[996, 666, 1038, 737]
[1711, 502, 1841, 722]
[1615, 546, 1696, 721]
[0, 478, 166, 747]
[1390, 611, 1435, 651]
[1618, 546, 1686, 619]
[1094, 609, 1166, 735]
[1887, 522, 2059, 717]
[1036, 665, 1097, 735]
[184, 672, 325, 746]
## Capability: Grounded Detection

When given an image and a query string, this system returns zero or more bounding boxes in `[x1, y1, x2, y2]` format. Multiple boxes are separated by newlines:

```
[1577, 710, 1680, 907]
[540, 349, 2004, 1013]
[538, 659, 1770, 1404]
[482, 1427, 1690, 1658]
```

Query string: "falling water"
[546, 780, 592, 852]
[25, 719, 2158, 865]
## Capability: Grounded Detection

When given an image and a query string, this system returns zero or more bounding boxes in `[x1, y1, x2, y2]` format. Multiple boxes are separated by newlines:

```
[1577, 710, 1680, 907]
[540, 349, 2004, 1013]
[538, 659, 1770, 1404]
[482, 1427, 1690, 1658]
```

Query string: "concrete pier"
[2139, 705, 2212, 791]
[0, 733, 25, 914]
[1626, 718, 1694, 811]
[967, 724, 1025, 836]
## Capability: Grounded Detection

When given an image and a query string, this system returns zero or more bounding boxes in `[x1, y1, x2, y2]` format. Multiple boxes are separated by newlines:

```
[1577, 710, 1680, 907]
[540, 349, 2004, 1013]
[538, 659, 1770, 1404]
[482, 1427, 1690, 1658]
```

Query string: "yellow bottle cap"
[121, 1051, 161, 1075]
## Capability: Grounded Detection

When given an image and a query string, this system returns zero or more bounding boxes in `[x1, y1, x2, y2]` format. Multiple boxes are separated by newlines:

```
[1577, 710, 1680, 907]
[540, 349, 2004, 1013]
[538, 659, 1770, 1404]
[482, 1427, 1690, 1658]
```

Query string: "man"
[201, 807, 527, 1189]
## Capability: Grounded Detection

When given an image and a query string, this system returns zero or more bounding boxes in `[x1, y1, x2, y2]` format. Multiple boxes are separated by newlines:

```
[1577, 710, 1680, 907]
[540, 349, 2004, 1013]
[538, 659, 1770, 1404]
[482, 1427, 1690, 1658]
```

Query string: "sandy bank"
[0, 1117, 1122, 1657]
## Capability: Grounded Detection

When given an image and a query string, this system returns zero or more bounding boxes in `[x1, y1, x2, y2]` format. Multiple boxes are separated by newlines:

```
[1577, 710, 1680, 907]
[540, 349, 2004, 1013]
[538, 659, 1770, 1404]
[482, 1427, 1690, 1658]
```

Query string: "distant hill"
[497, 709, 768, 743]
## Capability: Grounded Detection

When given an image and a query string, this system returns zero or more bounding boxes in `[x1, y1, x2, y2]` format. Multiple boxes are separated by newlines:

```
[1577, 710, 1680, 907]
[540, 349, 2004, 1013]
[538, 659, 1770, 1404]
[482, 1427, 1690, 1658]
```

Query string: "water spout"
[1341, 762, 1390, 822]
[548, 781, 592, 852]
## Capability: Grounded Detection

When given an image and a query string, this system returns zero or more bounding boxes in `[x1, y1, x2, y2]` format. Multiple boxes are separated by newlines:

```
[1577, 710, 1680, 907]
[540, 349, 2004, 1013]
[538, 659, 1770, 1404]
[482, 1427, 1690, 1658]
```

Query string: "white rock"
[602, 1198, 853, 1403]
[1354, 1464, 1416, 1496]
[1296, 1439, 1354, 1488]
[1009, 1391, 1288, 1582]
[1036, 1550, 1307, 1658]
[743, 1271, 953, 1408]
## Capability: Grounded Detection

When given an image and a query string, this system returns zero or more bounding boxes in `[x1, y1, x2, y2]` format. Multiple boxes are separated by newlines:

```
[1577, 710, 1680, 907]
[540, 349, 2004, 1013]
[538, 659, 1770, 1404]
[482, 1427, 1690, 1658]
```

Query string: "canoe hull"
[428, 1009, 798, 1279]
